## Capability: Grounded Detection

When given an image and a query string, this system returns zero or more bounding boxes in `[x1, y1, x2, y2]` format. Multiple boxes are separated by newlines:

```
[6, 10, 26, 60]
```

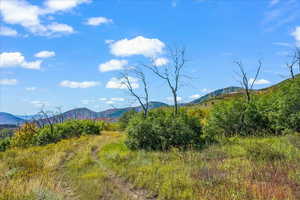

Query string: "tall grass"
[1, 132, 299, 200]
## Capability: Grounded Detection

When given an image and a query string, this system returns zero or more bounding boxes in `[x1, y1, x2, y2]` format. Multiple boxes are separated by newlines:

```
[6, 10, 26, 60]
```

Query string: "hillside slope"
[188, 86, 243, 105]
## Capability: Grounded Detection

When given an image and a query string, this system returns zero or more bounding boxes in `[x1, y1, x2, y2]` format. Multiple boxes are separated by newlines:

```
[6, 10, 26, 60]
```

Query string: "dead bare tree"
[286, 48, 299, 80]
[144, 46, 186, 115]
[39, 108, 55, 135]
[286, 61, 296, 80]
[294, 47, 300, 73]
[120, 68, 149, 118]
[234, 60, 262, 103]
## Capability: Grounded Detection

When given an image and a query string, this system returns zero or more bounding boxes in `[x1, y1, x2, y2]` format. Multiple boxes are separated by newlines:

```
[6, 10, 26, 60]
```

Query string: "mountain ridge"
[2, 77, 296, 125]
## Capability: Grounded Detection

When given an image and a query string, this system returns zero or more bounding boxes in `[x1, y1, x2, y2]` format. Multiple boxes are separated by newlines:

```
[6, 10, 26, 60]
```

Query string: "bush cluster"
[125, 109, 203, 150]
[9, 120, 102, 148]
[205, 78, 300, 137]
[0, 138, 10, 152]
[205, 99, 270, 137]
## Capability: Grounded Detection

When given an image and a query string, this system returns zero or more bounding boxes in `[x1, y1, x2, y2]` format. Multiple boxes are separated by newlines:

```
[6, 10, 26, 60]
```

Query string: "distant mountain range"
[0, 112, 25, 125]
[0, 87, 244, 125]
[0, 101, 168, 125]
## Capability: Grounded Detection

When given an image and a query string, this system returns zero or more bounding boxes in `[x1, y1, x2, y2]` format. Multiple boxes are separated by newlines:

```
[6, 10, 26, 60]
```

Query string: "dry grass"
[1, 132, 299, 200]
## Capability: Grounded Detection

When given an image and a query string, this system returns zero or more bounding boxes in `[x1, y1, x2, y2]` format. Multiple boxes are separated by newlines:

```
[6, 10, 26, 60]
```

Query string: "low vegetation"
[1, 132, 299, 200]
[0, 120, 104, 151]
[126, 109, 202, 150]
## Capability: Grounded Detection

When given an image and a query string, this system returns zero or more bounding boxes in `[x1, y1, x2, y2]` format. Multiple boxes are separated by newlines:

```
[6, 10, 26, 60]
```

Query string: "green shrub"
[0, 128, 14, 139]
[275, 79, 300, 132]
[10, 120, 102, 148]
[11, 123, 38, 148]
[35, 120, 102, 145]
[205, 99, 270, 137]
[125, 109, 203, 150]
[119, 110, 137, 130]
[0, 137, 11, 151]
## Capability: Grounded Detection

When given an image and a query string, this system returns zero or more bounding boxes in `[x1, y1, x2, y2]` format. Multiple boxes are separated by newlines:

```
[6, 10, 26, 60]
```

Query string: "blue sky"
[0, 0, 299, 115]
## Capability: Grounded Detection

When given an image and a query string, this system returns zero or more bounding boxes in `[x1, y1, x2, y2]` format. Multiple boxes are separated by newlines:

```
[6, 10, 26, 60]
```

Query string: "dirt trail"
[91, 147, 157, 200]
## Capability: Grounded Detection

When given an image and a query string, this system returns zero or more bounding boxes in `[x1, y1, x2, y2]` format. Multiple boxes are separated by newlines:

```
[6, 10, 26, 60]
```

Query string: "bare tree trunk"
[234, 60, 262, 103]
[144, 46, 186, 116]
[120, 68, 150, 118]
[172, 90, 178, 115]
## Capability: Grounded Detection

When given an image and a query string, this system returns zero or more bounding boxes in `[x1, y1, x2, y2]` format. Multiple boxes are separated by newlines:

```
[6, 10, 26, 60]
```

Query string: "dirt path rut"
[91, 147, 157, 200]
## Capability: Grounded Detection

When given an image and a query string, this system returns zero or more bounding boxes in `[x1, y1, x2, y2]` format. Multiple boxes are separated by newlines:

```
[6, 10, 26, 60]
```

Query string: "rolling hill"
[188, 86, 243, 105]
[0, 101, 169, 125]
[2, 76, 299, 125]
[0, 112, 25, 125]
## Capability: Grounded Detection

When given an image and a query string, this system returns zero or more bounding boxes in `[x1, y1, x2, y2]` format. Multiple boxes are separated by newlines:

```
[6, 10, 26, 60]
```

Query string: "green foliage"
[125, 109, 203, 150]
[0, 128, 14, 139]
[274, 79, 300, 132]
[0, 137, 11, 151]
[11, 123, 39, 148]
[10, 120, 102, 148]
[205, 99, 270, 137]
[119, 110, 137, 130]
[35, 120, 102, 146]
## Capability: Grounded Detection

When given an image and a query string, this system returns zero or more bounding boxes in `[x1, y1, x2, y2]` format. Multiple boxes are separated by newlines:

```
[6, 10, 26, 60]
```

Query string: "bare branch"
[234, 60, 262, 103]
[120, 68, 149, 118]
[144, 46, 187, 115]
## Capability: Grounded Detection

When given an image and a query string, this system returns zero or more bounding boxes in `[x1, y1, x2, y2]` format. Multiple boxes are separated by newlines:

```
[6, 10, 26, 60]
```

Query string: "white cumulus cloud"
[35, 50, 55, 58]
[0, 26, 18, 36]
[249, 78, 271, 85]
[109, 36, 165, 58]
[47, 23, 74, 34]
[60, 80, 100, 88]
[99, 59, 128, 72]
[291, 26, 300, 47]
[44, 0, 90, 12]
[166, 96, 182, 102]
[30, 100, 49, 107]
[22, 60, 42, 69]
[153, 57, 169, 66]
[106, 77, 139, 89]
[0, 79, 18, 85]
[0, 52, 42, 70]
[111, 97, 125, 101]
[86, 17, 113, 26]
[0, 0, 81, 36]
[189, 94, 201, 99]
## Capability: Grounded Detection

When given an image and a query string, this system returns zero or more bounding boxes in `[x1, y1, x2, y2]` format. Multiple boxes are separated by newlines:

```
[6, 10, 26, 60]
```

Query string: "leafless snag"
[286, 48, 300, 80]
[55, 106, 64, 123]
[38, 108, 55, 136]
[286, 61, 296, 80]
[234, 60, 262, 103]
[120, 68, 149, 118]
[294, 47, 300, 73]
[144, 46, 186, 115]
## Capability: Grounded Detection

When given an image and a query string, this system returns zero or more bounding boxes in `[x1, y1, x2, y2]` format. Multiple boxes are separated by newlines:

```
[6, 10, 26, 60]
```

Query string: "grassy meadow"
[1, 131, 299, 200]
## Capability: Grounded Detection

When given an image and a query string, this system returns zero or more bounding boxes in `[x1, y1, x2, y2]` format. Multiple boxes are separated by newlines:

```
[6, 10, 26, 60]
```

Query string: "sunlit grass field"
[1, 131, 300, 200]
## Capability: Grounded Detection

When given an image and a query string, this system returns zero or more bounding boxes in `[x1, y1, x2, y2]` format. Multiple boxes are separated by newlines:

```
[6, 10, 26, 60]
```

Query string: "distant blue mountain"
[0, 101, 169, 125]
[0, 112, 25, 125]
[16, 114, 43, 121]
